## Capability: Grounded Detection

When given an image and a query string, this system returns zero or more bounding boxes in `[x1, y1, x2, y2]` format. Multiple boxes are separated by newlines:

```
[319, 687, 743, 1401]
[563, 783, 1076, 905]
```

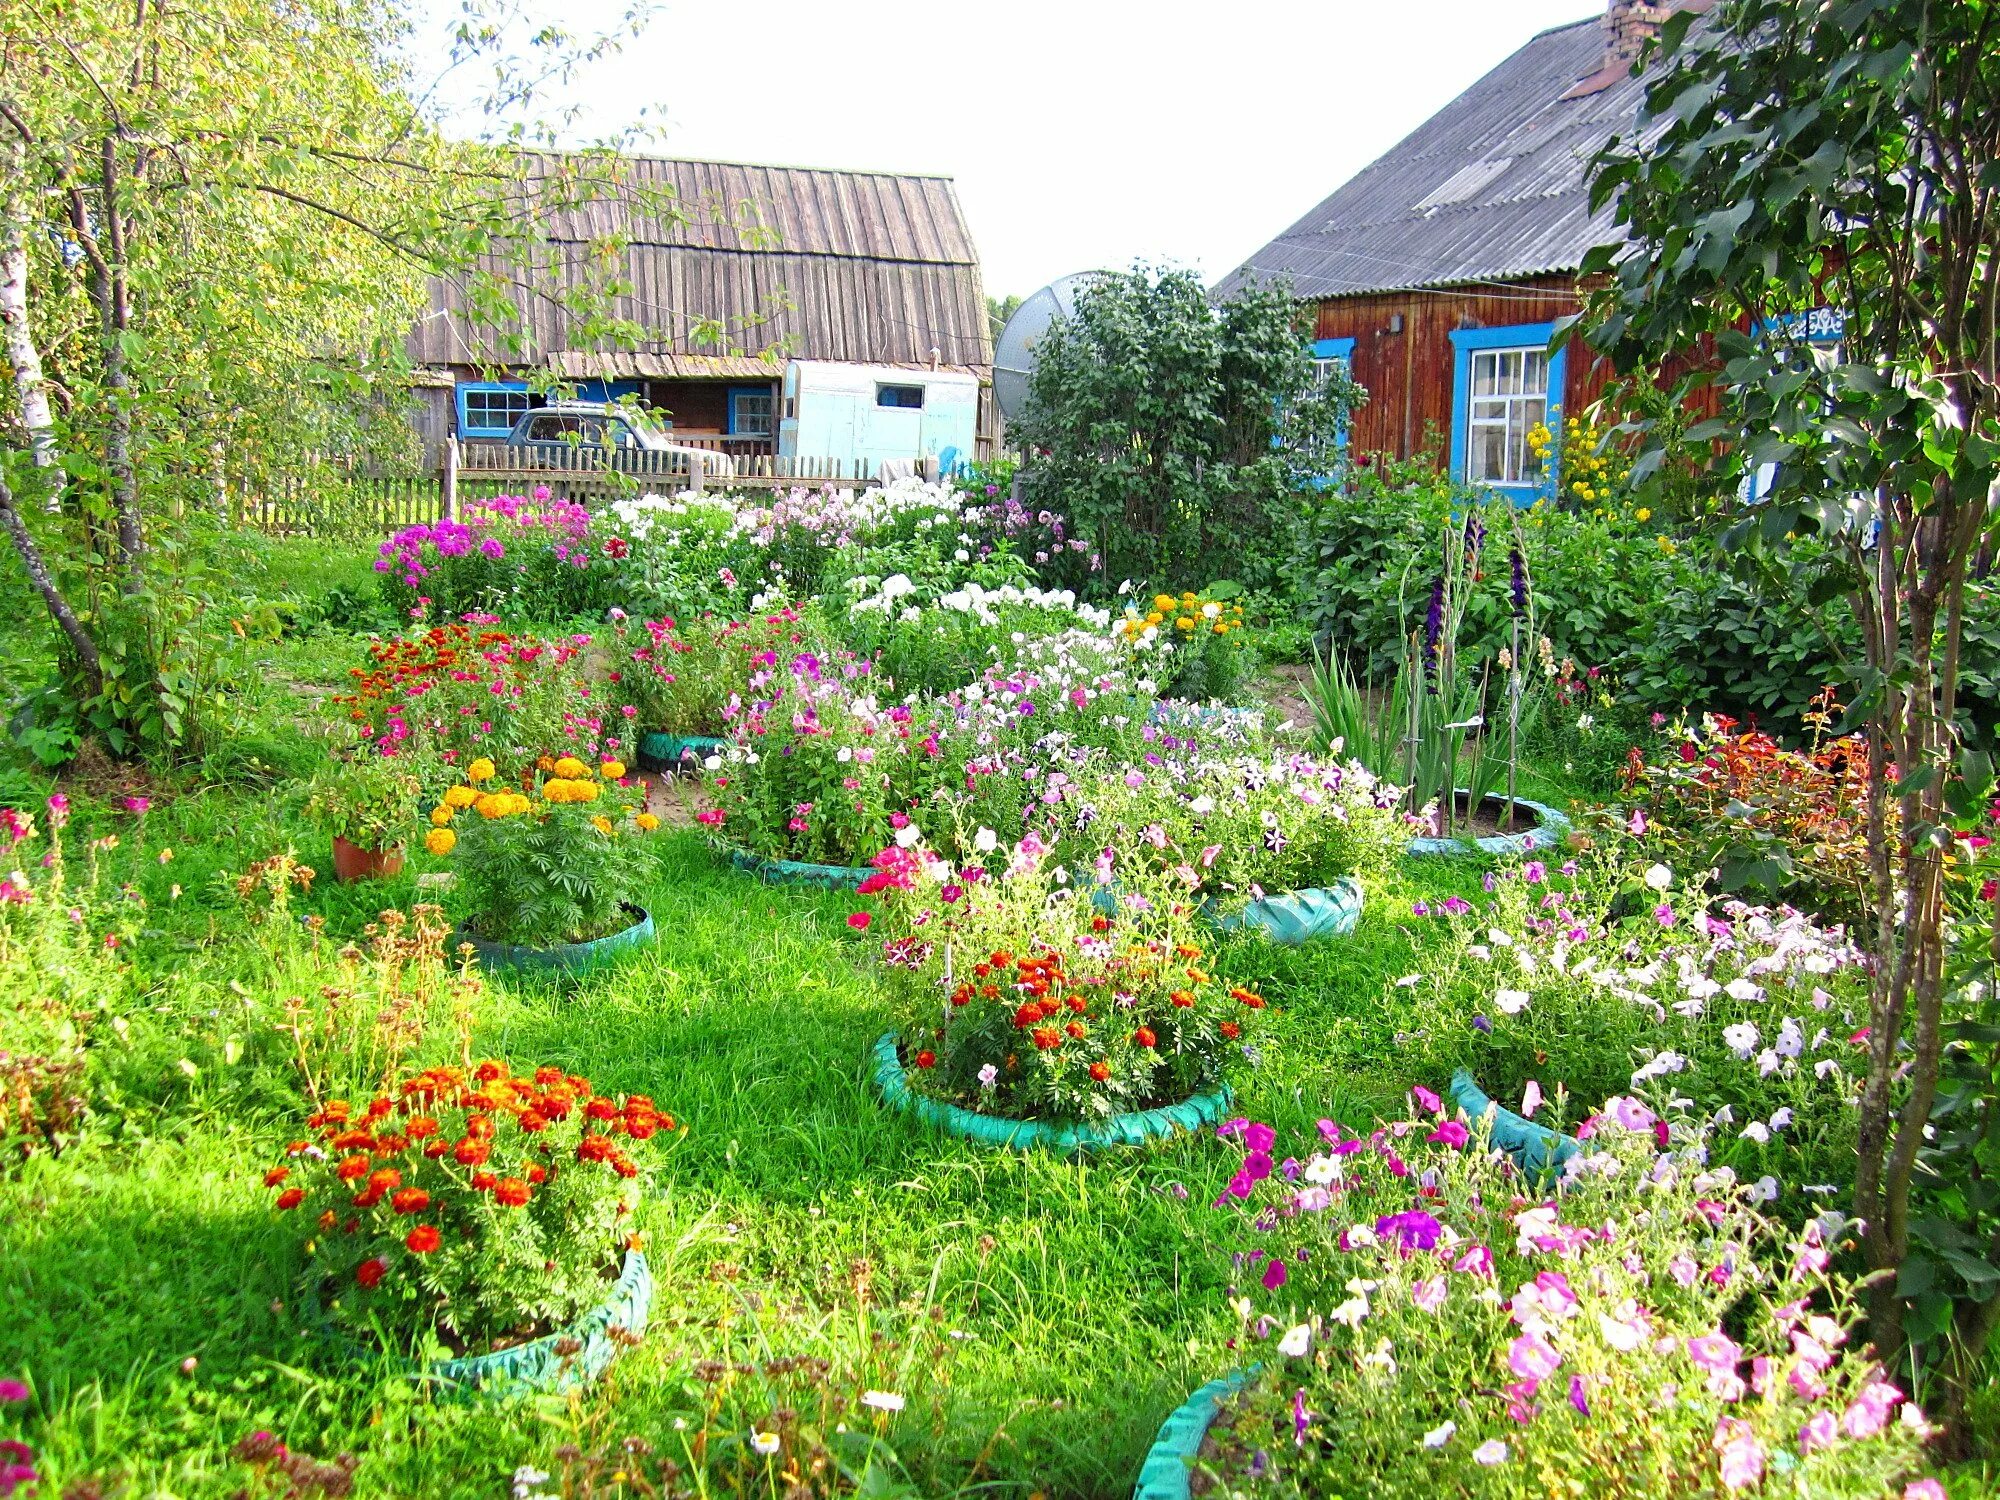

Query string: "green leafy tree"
[1581, 0, 2000, 1439]
[0, 0, 701, 759]
[1010, 265, 1361, 594]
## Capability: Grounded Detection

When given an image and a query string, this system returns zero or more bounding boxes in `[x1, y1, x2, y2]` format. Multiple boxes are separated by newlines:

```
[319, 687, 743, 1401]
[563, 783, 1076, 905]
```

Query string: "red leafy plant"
[863, 821, 1264, 1121]
[267, 1060, 675, 1353]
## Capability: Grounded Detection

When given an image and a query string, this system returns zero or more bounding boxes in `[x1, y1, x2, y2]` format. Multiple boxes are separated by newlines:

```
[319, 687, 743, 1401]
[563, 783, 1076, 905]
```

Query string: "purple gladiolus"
[1423, 578, 1446, 678]
[1510, 546, 1529, 617]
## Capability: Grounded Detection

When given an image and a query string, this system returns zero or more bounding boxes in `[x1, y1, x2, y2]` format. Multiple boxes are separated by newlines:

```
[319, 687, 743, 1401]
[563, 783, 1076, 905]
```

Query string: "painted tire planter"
[725, 845, 874, 891]
[1405, 792, 1570, 859]
[1132, 1367, 1256, 1500]
[871, 1033, 1232, 1155]
[637, 732, 726, 774]
[305, 1248, 652, 1398]
[331, 836, 405, 884]
[452, 903, 654, 975]
[1449, 1068, 1581, 1188]
[1147, 702, 1262, 736]
[1204, 878, 1363, 945]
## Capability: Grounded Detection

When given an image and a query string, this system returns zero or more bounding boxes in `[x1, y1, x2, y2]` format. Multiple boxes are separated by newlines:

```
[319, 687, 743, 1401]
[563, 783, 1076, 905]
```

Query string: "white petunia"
[1422, 1420, 1456, 1449]
[861, 1390, 905, 1412]
[1643, 863, 1673, 890]
[1277, 1323, 1312, 1357]
[1495, 988, 1532, 1016]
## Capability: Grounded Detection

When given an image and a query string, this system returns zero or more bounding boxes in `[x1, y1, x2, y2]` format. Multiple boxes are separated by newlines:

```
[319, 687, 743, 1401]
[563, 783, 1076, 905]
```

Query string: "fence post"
[442, 438, 459, 522]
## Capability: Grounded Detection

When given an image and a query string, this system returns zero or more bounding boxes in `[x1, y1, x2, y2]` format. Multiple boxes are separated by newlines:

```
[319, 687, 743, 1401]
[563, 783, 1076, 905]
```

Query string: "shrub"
[429, 756, 660, 947]
[1203, 1098, 1937, 1496]
[1591, 701, 1874, 927]
[841, 578, 1107, 698]
[265, 1059, 673, 1352]
[602, 491, 746, 617]
[302, 759, 423, 850]
[862, 824, 1264, 1121]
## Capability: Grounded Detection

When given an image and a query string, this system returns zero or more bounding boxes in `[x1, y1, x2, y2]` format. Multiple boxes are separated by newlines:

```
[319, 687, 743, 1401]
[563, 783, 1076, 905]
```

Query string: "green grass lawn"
[0, 540, 1680, 1498]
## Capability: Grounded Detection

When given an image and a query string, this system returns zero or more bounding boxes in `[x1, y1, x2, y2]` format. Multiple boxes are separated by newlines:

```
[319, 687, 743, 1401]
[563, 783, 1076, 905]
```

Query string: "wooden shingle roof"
[413, 154, 991, 373]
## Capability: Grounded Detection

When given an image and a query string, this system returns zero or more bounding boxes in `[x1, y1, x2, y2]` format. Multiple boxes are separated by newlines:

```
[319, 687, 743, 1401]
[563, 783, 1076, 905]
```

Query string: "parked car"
[505, 403, 736, 478]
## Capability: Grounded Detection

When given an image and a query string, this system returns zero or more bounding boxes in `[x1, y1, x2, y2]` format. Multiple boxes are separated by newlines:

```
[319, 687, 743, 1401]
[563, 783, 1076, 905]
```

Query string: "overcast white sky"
[415, 0, 1598, 298]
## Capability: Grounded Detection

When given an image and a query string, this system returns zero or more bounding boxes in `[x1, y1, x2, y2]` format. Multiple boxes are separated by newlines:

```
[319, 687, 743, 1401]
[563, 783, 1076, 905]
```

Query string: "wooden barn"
[1216, 0, 1716, 504]
[407, 155, 993, 466]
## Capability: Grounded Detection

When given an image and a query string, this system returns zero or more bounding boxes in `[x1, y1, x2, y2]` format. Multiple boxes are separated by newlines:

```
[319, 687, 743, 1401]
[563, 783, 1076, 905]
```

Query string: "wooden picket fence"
[235, 442, 898, 537]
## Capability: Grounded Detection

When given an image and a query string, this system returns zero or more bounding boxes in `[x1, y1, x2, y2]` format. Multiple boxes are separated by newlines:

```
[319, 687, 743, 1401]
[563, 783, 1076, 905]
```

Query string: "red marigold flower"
[914, 1050, 937, 1069]
[1032, 1026, 1062, 1051]
[847, 911, 871, 930]
[1220, 1021, 1242, 1039]
[612, 1157, 639, 1179]
[454, 1138, 490, 1166]
[577, 1135, 614, 1163]
[318, 1209, 338, 1231]
[464, 1113, 496, 1140]
[1088, 1062, 1111, 1082]
[391, 1187, 430, 1215]
[1134, 1027, 1157, 1048]
[1064, 1022, 1085, 1040]
[627, 1117, 657, 1140]
[351, 1186, 384, 1210]
[406, 1116, 439, 1139]
[526, 1164, 548, 1184]
[275, 1188, 306, 1210]
[264, 1167, 291, 1188]
[475, 1061, 505, 1083]
[335, 1154, 370, 1181]
[471, 1170, 497, 1191]
[493, 1177, 531, 1207]
[584, 1098, 618, 1121]
[368, 1167, 401, 1193]
[405, 1225, 442, 1254]
[422, 1139, 450, 1159]
[534, 1066, 563, 1086]
[518, 1111, 548, 1133]
[355, 1257, 389, 1288]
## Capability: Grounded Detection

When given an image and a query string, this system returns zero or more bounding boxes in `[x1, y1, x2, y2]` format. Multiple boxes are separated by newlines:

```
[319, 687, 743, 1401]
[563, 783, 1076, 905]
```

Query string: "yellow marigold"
[536, 755, 556, 773]
[553, 756, 589, 779]
[467, 757, 496, 783]
[635, 812, 661, 832]
[599, 760, 626, 780]
[591, 815, 614, 834]
[474, 793, 510, 819]
[444, 785, 479, 809]
[1176, 616, 1196, 631]
[1635, 507, 1652, 522]
[575, 779, 601, 803]
[542, 779, 572, 803]
[505, 793, 531, 815]
[1152, 594, 1175, 612]
[424, 827, 456, 856]
[1212, 623, 1227, 634]
[429, 806, 453, 827]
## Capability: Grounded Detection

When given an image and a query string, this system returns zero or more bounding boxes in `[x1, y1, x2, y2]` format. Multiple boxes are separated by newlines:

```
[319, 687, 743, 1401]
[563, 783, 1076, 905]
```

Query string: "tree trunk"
[0, 137, 64, 516]
[0, 470, 101, 685]
[97, 137, 143, 579]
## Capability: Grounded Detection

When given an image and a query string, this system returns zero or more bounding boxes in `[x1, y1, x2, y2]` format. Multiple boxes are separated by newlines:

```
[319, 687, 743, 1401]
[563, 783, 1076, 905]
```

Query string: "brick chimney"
[1564, 0, 1711, 99]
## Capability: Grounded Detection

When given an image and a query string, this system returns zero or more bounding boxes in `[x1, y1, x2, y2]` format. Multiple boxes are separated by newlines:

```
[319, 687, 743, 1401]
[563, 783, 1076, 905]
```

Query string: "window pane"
[1470, 426, 1507, 482]
[1522, 350, 1547, 397]
[1471, 353, 1496, 397]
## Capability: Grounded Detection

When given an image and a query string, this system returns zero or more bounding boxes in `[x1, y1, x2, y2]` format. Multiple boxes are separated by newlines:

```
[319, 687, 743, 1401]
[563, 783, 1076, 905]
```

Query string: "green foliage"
[443, 767, 661, 950]
[302, 760, 422, 850]
[1011, 265, 1359, 594]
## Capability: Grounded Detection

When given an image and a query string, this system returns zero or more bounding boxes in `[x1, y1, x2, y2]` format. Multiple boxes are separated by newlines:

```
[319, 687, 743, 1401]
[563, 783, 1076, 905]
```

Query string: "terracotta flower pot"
[332, 836, 406, 883]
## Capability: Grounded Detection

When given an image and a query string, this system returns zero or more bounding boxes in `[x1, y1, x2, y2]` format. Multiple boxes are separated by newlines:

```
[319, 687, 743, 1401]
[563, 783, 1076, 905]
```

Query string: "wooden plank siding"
[1311, 274, 1719, 465]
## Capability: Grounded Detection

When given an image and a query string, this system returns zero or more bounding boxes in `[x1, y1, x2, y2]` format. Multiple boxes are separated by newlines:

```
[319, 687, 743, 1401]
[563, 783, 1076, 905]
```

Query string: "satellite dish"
[993, 271, 1103, 423]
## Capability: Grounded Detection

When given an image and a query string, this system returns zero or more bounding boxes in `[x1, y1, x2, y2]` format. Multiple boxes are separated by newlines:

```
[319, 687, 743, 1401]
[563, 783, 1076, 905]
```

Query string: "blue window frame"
[457, 381, 531, 439]
[728, 385, 775, 437]
[876, 384, 925, 409]
[1449, 323, 1565, 505]
[1291, 337, 1357, 471]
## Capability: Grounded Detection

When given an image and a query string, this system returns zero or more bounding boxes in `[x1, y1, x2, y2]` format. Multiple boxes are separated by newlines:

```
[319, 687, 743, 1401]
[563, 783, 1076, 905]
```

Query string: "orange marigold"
[493, 1177, 532, 1208]
[391, 1187, 430, 1215]
[405, 1225, 442, 1254]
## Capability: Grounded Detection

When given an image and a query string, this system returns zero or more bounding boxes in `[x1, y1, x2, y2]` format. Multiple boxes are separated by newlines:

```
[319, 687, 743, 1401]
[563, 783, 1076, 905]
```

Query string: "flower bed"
[1133, 1368, 1255, 1500]
[1405, 793, 1569, 859]
[869, 1034, 1231, 1155]
[266, 1061, 673, 1389]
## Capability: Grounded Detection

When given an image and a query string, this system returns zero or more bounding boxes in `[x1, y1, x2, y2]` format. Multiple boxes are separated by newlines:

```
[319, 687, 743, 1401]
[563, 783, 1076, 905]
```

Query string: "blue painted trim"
[1750, 309, 1847, 346]
[1404, 792, 1570, 859]
[456, 380, 530, 439]
[1132, 1368, 1259, 1500]
[1311, 336, 1356, 361]
[727, 384, 773, 437]
[1448, 322, 1565, 506]
[574, 378, 645, 404]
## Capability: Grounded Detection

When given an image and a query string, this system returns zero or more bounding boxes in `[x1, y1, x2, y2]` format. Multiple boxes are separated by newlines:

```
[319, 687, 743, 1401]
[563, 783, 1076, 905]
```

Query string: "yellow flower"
[536, 755, 556, 773]
[505, 793, 531, 815]
[474, 793, 510, 819]
[543, 778, 572, 803]
[575, 779, 600, 803]
[1635, 507, 1652, 522]
[1145, 612, 1163, 627]
[591, 815, 614, 834]
[467, 757, 496, 783]
[1176, 616, 1196, 631]
[600, 760, 626, 780]
[1212, 623, 1227, 635]
[444, 785, 479, 809]
[1152, 594, 1175, 613]
[553, 756, 589, 779]
[635, 812, 661, 832]
[429, 806, 453, 827]
[424, 827, 456, 856]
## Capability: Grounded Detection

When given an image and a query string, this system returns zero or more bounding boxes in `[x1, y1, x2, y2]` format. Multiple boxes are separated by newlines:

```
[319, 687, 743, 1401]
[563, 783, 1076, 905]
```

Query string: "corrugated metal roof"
[413, 154, 991, 372]
[1214, 16, 1649, 300]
